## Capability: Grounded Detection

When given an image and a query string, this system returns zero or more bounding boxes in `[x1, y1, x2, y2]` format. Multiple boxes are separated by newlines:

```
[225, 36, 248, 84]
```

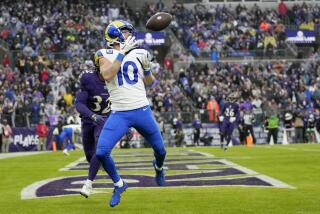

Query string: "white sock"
[85, 179, 93, 187]
[114, 178, 124, 187]
[154, 163, 163, 171]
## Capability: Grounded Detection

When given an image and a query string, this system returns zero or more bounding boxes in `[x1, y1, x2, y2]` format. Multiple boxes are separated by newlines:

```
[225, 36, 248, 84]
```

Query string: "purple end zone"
[35, 173, 271, 198]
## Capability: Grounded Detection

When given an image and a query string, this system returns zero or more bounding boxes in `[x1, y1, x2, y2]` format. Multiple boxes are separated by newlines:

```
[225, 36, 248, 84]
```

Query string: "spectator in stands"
[278, 0, 288, 19]
[2, 54, 10, 67]
[2, 119, 12, 152]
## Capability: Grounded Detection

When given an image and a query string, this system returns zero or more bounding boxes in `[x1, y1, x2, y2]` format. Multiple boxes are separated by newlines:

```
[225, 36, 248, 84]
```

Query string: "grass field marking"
[21, 176, 70, 200]
[255, 175, 295, 189]
[0, 151, 50, 160]
[219, 159, 295, 189]
[276, 147, 298, 151]
[188, 149, 215, 157]
[190, 151, 295, 189]
[72, 178, 139, 185]
[218, 159, 258, 175]
[59, 157, 86, 171]
[186, 165, 200, 170]
[301, 149, 320, 152]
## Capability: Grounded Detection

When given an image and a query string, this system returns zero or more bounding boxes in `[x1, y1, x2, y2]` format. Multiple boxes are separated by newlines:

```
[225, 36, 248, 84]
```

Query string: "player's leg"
[66, 128, 75, 151]
[219, 121, 227, 149]
[273, 128, 278, 144]
[96, 113, 129, 207]
[80, 123, 100, 198]
[225, 123, 235, 150]
[220, 133, 224, 149]
[248, 125, 256, 144]
[59, 130, 69, 155]
[133, 106, 166, 186]
[89, 121, 107, 180]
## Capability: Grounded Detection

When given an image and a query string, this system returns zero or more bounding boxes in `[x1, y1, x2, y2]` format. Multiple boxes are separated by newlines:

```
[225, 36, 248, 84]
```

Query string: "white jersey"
[97, 48, 150, 111]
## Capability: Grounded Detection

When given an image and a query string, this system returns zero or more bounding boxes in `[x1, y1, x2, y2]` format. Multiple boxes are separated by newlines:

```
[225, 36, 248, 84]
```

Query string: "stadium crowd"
[170, 1, 320, 57]
[1, 0, 320, 151]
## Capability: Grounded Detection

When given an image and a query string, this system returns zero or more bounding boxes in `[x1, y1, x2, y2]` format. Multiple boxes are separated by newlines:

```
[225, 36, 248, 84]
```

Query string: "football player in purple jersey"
[218, 92, 241, 151]
[75, 60, 111, 198]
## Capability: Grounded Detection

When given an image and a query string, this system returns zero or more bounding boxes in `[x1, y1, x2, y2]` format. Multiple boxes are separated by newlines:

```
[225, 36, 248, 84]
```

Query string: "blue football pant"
[96, 106, 166, 183]
[56, 128, 74, 151]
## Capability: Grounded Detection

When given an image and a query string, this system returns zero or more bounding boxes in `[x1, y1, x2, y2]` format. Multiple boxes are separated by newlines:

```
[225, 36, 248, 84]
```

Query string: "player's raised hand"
[120, 36, 138, 55]
[139, 54, 152, 71]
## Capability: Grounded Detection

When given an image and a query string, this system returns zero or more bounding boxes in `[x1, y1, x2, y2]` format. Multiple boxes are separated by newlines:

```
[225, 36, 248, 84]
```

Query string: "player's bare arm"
[100, 35, 137, 81]
[99, 57, 122, 81]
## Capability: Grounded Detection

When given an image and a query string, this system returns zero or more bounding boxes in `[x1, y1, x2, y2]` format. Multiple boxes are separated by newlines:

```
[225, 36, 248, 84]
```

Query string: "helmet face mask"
[226, 92, 239, 103]
[105, 20, 135, 47]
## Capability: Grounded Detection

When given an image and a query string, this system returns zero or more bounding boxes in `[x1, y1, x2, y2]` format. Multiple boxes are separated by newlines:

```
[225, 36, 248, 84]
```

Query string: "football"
[146, 12, 172, 31]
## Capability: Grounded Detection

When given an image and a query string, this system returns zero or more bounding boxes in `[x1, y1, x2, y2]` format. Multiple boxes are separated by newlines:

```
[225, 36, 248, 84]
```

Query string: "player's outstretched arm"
[137, 53, 155, 86]
[75, 90, 95, 119]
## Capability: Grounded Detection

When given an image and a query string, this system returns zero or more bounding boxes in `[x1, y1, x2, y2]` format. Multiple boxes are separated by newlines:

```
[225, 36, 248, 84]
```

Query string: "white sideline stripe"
[0, 151, 50, 160]
[196, 151, 295, 189]
[59, 157, 86, 171]
[260, 145, 320, 152]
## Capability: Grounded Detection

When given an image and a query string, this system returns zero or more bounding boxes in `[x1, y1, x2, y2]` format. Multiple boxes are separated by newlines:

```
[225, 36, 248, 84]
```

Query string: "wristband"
[116, 53, 124, 62]
[143, 69, 152, 76]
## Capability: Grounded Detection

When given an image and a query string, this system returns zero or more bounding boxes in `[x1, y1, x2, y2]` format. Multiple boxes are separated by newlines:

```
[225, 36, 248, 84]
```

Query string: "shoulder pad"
[79, 69, 94, 80]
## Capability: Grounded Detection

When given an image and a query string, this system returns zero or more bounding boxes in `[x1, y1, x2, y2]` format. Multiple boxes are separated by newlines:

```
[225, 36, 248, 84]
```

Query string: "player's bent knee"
[155, 148, 166, 158]
[96, 148, 111, 160]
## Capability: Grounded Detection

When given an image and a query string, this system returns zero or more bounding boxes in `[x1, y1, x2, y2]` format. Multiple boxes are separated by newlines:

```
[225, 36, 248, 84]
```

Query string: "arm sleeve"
[74, 75, 94, 119]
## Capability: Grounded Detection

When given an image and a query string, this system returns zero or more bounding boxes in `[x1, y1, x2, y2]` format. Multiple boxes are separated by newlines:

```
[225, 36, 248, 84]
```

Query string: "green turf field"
[1, 144, 320, 214]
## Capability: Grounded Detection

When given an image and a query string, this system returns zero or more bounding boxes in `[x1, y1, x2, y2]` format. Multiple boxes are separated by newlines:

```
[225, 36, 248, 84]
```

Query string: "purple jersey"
[192, 119, 201, 129]
[220, 102, 240, 124]
[75, 70, 111, 122]
[219, 102, 240, 135]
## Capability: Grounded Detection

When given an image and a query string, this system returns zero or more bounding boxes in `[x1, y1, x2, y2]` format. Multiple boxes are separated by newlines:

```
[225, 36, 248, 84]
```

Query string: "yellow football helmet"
[105, 20, 135, 47]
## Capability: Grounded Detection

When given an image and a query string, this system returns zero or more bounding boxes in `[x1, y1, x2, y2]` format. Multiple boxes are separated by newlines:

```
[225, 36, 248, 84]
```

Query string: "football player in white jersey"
[95, 20, 166, 207]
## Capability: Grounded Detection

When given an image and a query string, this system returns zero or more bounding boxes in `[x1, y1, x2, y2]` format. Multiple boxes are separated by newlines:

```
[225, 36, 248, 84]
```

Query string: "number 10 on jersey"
[117, 61, 138, 86]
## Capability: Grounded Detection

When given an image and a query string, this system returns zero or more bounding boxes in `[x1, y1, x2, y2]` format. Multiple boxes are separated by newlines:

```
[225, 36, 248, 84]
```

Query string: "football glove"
[140, 53, 152, 71]
[229, 117, 236, 123]
[119, 36, 138, 55]
[91, 114, 105, 125]
[219, 116, 224, 122]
